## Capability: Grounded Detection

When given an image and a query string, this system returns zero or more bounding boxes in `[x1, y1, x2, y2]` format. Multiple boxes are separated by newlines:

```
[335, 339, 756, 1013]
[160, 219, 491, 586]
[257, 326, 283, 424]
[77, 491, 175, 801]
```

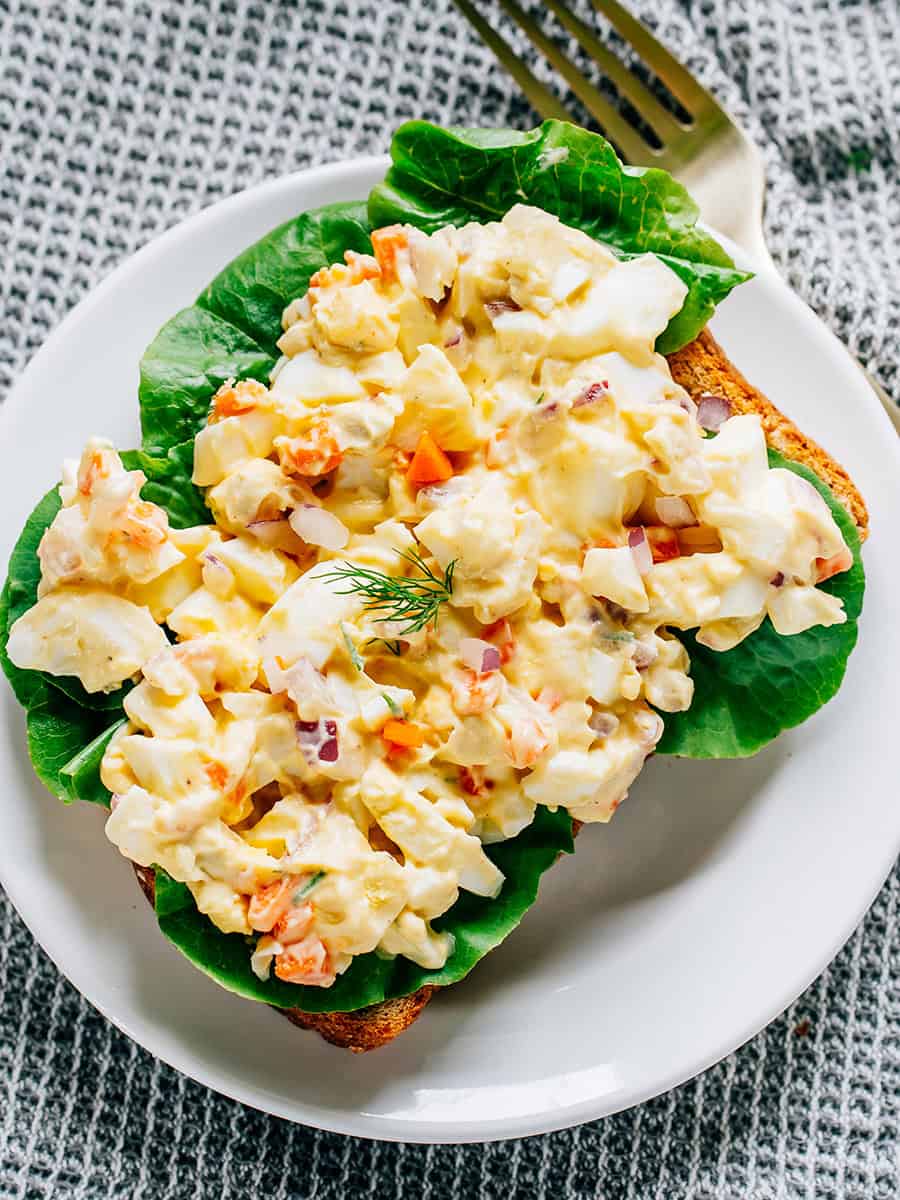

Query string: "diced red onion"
[484, 618, 515, 664]
[573, 381, 609, 408]
[654, 496, 697, 528]
[459, 637, 501, 674]
[319, 736, 339, 763]
[697, 393, 732, 432]
[246, 518, 305, 553]
[262, 654, 285, 693]
[443, 326, 470, 368]
[416, 477, 466, 510]
[288, 503, 349, 551]
[628, 527, 653, 575]
[485, 298, 522, 319]
[481, 646, 501, 673]
[277, 656, 333, 712]
[632, 640, 658, 670]
[201, 552, 233, 597]
[770, 571, 785, 587]
[246, 518, 287, 543]
[589, 711, 619, 739]
[459, 765, 485, 796]
[296, 718, 339, 763]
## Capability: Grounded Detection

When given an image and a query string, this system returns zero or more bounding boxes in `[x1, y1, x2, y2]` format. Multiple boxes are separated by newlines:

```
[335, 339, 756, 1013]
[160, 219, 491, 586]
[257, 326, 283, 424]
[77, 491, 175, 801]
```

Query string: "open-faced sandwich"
[1, 122, 866, 1050]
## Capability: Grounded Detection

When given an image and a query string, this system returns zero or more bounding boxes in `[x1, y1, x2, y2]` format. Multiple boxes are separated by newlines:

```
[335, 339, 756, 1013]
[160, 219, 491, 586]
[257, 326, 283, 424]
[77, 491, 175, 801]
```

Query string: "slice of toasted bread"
[132, 331, 868, 1052]
[668, 330, 868, 537]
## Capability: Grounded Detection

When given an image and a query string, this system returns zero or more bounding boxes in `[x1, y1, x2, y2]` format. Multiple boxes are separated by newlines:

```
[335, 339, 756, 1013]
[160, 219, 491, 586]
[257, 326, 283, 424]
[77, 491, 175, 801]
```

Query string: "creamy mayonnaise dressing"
[7, 205, 851, 986]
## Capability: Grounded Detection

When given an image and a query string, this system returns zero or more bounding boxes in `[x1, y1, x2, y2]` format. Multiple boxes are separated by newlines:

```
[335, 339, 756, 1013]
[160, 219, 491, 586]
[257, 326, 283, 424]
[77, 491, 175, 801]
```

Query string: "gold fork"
[454, 0, 900, 430]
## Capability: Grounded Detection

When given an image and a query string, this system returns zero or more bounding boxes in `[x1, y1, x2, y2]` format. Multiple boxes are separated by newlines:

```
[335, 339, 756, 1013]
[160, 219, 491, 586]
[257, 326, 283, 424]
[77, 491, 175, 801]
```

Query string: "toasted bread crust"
[131, 332, 867, 1051]
[668, 330, 868, 537]
[281, 987, 436, 1051]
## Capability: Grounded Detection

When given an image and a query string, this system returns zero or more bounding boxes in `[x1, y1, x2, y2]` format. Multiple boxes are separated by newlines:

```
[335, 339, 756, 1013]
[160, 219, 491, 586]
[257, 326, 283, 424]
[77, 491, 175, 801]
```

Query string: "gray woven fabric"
[1, 0, 898, 1195]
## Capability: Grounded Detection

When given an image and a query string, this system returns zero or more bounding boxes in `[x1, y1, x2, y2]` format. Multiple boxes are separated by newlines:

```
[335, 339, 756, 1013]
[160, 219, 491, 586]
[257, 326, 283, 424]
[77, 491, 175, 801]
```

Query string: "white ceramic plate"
[1, 156, 898, 1144]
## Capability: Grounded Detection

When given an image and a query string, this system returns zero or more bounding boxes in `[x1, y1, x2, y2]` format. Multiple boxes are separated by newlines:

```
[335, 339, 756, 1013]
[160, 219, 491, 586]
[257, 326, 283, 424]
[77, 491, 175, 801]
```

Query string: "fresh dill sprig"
[293, 871, 326, 904]
[318, 549, 456, 636]
[365, 637, 404, 657]
[340, 622, 363, 671]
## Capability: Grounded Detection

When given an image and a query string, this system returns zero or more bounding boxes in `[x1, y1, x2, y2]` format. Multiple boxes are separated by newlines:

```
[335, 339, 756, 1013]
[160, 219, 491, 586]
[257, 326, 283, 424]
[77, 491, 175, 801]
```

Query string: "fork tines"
[453, 0, 725, 169]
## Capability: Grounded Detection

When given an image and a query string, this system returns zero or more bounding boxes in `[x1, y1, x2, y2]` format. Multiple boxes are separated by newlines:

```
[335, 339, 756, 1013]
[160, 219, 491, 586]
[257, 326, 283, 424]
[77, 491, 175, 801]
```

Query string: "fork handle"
[861, 365, 900, 432]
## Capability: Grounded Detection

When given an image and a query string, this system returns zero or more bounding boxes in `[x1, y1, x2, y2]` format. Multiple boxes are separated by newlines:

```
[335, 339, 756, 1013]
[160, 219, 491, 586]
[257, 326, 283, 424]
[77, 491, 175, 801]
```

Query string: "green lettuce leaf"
[368, 121, 752, 354]
[2, 490, 61, 711]
[57, 719, 126, 806]
[139, 203, 372, 457]
[152, 804, 574, 1012]
[657, 450, 864, 757]
[197, 202, 372, 352]
[139, 307, 276, 458]
[22, 686, 119, 806]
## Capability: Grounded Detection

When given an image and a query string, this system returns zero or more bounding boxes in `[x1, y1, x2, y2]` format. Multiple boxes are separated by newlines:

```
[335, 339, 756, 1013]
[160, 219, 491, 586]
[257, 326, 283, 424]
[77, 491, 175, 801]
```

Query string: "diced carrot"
[274, 935, 333, 986]
[309, 251, 381, 292]
[406, 431, 454, 486]
[450, 668, 503, 716]
[643, 525, 681, 563]
[370, 225, 408, 284]
[116, 501, 168, 548]
[382, 719, 426, 748]
[583, 537, 617, 555]
[506, 716, 551, 769]
[276, 422, 343, 476]
[272, 900, 314, 944]
[210, 378, 266, 422]
[78, 448, 111, 496]
[204, 761, 229, 790]
[815, 548, 853, 582]
[248, 878, 294, 933]
[537, 685, 563, 712]
[343, 250, 381, 282]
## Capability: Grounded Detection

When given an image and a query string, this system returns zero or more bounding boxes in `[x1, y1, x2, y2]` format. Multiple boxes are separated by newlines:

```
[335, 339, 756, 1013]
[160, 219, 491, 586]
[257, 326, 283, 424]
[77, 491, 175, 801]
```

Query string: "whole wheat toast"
[132, 329, 868, 1052]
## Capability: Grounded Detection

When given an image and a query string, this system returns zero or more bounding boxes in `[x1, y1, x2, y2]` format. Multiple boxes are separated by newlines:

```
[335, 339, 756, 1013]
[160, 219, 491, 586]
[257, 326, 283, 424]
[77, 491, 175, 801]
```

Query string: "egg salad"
[6, 205, 853, 988]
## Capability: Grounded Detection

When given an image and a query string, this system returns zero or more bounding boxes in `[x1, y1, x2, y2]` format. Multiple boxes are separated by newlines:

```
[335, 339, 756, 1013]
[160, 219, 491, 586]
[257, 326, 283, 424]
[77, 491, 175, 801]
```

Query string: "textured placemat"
[1, 1, 898, 1196]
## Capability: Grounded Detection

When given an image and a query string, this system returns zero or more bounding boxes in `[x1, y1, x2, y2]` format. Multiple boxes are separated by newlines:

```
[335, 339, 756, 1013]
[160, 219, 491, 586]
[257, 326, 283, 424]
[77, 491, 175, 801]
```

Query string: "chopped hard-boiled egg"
[7, 588, 168, 693]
